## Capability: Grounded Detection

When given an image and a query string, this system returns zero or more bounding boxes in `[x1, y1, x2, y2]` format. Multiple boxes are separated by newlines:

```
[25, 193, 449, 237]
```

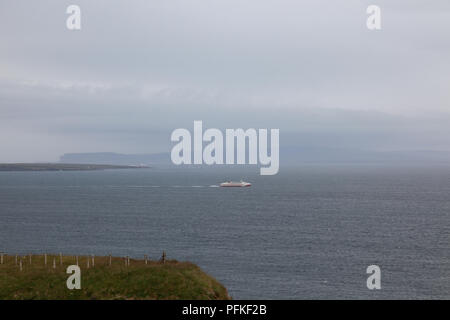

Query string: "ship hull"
[220, 182, 251, 187]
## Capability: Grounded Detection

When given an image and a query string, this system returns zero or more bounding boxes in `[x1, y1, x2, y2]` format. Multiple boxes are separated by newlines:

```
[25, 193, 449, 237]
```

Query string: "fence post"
[127, 256, 130, 266]
[76, 256, 79, 266]
[109, 254, 112, 266]
[15, 254, 18, 265]
[29, 254, 32, 265]
[92, 255, 95, 267]
[0, 253, 3, 264]
[19, 259, 22, 271]
[53, 258, 56, 269]
[44, 253, 47, 266]
[87, 256, 90, 268]
[144, 254, 148, 265]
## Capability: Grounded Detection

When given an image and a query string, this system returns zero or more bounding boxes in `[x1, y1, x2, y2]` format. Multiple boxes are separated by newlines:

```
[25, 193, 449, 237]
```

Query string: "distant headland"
[0, 163, 149, 172]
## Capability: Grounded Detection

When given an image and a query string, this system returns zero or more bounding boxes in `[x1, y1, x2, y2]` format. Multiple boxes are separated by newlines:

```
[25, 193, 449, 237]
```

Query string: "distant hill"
[59, 148, 450, 167]
[279, 147, 450, 164]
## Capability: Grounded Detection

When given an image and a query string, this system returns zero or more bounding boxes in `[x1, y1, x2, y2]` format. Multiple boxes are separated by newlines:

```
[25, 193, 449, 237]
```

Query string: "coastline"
[0, 163, 149, 172]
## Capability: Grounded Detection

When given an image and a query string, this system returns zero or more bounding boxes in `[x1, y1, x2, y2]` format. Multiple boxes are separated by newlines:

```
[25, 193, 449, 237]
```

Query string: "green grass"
[0, 254, 230, 300]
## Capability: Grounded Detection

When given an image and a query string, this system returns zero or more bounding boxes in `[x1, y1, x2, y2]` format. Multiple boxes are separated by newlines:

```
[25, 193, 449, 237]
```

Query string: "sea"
[0, 165, 449, 299]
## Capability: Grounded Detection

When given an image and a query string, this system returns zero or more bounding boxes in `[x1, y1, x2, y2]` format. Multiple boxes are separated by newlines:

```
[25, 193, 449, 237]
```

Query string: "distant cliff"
[59, 149, 450, 166]
[60, 152, 170, 166]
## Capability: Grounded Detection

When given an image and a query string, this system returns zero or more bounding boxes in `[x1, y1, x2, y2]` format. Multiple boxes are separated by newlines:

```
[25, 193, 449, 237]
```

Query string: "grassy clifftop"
[0, 254, 230, 300]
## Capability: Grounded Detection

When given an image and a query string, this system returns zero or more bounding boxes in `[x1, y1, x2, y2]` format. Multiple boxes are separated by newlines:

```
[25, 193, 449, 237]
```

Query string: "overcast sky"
[1, 0, 449, 162]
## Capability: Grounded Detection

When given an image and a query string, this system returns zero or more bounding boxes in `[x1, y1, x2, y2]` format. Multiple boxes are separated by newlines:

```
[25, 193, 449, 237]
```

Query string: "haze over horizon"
[1, 0, 450, 162]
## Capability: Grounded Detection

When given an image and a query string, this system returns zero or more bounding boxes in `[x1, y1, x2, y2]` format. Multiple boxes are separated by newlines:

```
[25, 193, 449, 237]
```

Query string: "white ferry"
[220, 180, 251, 187]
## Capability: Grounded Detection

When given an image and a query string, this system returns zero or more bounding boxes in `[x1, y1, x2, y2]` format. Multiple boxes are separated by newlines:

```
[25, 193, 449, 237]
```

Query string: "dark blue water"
[0, 165, 449, 299]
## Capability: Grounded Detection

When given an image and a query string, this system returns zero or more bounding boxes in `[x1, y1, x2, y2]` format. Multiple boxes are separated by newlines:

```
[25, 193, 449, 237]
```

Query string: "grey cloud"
[0, 0, 449, 161]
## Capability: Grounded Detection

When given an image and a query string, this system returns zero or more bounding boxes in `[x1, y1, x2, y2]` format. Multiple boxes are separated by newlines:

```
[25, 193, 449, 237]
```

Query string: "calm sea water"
[0, 165, 449, 299]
